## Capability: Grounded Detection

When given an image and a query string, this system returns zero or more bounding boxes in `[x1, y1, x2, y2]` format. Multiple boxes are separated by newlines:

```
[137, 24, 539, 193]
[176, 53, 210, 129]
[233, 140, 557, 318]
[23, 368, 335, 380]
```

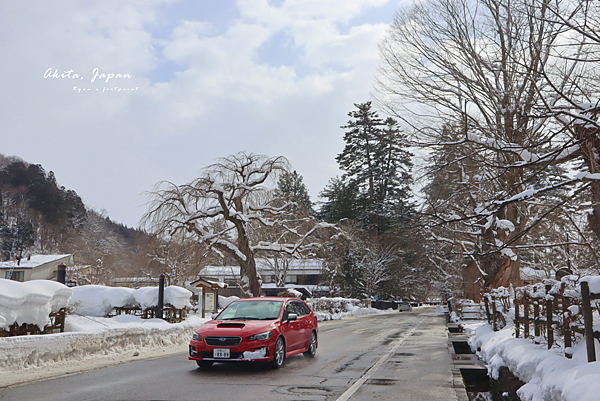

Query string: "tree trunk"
[463, 260, 483, 302]
[575, 124, 600, 241]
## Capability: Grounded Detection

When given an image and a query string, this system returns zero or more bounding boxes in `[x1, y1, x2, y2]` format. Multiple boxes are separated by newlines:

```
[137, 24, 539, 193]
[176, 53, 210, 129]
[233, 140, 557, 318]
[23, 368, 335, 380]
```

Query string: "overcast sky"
[1, 0, 409, 228]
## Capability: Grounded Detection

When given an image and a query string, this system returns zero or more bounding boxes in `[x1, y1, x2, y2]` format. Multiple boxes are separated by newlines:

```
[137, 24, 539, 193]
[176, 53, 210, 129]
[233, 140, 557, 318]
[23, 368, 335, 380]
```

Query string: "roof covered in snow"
[200, 258, 323, 278]
[0, 255, 73, 270]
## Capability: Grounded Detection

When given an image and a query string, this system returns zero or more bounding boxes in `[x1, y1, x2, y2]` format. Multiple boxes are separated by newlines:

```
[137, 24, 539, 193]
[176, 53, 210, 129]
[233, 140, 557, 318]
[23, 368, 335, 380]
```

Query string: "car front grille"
[205, 336, 242, 347]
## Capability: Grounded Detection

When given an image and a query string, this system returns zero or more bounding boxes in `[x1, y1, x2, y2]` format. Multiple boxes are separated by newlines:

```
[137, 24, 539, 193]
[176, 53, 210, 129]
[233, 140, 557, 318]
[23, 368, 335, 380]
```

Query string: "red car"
[189, 297, 318, 368]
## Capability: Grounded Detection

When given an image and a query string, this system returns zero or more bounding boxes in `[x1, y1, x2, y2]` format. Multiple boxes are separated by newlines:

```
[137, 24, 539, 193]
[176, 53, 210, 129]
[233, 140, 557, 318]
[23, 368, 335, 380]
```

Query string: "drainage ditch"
[448, 325, 523, 401]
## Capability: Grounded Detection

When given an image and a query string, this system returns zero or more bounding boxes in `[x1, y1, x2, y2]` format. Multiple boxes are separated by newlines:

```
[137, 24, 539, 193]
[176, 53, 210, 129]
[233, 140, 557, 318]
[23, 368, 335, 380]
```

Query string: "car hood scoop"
[217, 323, 246, 328]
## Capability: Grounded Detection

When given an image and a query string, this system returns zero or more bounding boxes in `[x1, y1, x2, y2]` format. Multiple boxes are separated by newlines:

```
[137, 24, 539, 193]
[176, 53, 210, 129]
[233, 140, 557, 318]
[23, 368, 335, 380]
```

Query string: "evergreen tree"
[318, 177, 362, 223]
[276, 170, 313, 215]
[335, 102, 414, 238]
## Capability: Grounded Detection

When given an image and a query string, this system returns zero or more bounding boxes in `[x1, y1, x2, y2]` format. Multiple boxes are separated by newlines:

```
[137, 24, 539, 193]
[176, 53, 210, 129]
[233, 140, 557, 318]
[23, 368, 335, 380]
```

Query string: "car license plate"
[213, 348, 230, 358]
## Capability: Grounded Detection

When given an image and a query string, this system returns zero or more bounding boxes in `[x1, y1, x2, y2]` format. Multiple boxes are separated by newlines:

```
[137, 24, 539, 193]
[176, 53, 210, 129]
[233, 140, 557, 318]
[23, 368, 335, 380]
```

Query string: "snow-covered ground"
[466, 321, 600, 401]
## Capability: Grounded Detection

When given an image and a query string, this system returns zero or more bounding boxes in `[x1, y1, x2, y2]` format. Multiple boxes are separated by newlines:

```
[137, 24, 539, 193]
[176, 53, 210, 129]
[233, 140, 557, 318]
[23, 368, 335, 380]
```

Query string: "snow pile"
[469, 323, 600, 401]
[0, 279, 73, 329]
[70, 285, 136, 317]
[308, 297, 387, 321]
[581, 275, 600, 295]
[0, 314, 208, 373]
[69, 285, 193, 317]
[218, 295, 239, 309]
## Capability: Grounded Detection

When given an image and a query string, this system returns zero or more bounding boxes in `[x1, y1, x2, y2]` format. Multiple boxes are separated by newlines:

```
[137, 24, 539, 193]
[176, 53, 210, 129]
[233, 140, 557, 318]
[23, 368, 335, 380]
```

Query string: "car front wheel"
[303, 331, 317, 358]
[271, 337, 285, 368]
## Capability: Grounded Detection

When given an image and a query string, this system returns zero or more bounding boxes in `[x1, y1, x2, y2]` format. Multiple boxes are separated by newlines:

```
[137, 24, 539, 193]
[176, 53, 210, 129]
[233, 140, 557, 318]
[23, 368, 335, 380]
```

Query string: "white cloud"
[1, 0, 397, 226]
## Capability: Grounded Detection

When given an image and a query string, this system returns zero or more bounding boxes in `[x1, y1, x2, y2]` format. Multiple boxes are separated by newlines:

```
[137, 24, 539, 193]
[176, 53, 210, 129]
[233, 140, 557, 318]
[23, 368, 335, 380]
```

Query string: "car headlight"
[192, 332, 203, 341]
[248, 331, 272, 341]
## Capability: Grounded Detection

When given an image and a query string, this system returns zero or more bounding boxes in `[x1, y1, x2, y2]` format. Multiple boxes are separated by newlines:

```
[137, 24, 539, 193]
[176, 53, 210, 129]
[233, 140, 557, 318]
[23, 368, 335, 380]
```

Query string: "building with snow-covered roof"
[0, 254, 74, 282]
[200, 258, 325, 296]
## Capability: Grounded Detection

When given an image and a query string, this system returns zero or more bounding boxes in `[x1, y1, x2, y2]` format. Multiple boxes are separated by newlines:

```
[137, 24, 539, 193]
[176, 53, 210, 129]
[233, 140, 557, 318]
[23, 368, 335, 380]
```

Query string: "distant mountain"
[0, 153, 151, 283]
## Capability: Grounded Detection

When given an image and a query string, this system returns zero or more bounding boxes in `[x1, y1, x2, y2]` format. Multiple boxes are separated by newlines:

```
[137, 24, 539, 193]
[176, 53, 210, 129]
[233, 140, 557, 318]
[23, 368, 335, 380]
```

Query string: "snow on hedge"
[70, 285, 136, 317]
[0, 279, 73, 330]
[307, 297, 385, 321]
[69, 285, 193, 317]
[134, 286, 192, 309]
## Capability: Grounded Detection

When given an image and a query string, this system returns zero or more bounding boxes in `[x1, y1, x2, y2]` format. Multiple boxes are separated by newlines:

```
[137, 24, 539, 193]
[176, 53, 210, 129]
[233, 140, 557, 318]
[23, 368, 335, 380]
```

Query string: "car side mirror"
[287, 313, 298, 323]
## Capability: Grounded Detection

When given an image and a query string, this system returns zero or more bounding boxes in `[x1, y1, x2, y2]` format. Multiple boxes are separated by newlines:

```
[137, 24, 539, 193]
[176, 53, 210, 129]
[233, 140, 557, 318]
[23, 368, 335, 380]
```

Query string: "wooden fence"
[484, 277, 600, 362]
[110, 305, 191, 323]
[0, 308, 67, 337]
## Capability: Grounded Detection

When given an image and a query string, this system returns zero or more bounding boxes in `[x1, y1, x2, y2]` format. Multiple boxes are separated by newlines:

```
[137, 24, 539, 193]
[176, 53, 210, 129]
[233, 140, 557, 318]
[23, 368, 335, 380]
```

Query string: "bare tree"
[377, 0, 599, 290]
[145, 232, 206, 286]
[360, 245, 397, 298]
[142, 152, 335, 297]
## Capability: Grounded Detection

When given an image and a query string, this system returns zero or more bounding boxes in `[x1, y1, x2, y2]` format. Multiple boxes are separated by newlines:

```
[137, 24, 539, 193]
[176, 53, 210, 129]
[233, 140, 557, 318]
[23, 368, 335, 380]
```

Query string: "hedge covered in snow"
[0, 279, 73, 330]
[69, 285, 193, 317]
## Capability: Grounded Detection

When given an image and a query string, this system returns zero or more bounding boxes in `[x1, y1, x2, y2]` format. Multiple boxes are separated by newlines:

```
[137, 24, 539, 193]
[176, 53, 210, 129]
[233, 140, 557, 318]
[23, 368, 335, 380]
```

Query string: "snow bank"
[0, 314, 208, 373]
[469, 323, 600, 401]
[308, 297, 387, 321]
[0, 279, 73, 329]
[69, 285, 193, 317]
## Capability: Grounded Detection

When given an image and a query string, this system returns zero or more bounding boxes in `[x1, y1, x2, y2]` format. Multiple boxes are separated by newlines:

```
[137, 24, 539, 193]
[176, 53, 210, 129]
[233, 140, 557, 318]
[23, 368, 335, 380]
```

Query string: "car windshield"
[218, 300, 283, 320]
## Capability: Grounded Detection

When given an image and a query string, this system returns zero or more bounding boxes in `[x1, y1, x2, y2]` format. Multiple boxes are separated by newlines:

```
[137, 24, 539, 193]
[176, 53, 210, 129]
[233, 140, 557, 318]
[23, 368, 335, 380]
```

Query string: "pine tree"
[318, 177, 362, 223]
[335, 102, 413, 238]
[276, 170, 313, 215]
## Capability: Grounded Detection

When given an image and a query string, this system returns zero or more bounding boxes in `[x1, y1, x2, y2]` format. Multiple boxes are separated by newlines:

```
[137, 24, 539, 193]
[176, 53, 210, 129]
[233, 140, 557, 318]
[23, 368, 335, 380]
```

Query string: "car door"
[291, 300, 311, 348]
[283, 301, 303, 351]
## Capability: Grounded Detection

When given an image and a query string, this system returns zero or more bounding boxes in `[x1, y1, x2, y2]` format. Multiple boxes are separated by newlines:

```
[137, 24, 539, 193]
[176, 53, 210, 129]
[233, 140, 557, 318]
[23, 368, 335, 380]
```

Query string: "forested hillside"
[0, 154, 152, 284]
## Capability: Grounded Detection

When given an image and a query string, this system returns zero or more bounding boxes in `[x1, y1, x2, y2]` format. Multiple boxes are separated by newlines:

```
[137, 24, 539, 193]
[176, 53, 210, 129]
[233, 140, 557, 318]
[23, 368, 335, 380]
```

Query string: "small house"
[0, 254, 74, 282]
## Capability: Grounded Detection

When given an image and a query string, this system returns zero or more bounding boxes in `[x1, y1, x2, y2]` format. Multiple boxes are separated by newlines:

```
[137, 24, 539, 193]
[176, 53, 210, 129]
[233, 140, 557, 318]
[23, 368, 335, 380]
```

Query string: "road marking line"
[335, 316, 427, 401]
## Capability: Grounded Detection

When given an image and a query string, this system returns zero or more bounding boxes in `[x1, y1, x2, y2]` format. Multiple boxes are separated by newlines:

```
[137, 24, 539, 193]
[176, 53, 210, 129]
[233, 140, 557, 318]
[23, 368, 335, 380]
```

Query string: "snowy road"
[0, 308, 454, 400]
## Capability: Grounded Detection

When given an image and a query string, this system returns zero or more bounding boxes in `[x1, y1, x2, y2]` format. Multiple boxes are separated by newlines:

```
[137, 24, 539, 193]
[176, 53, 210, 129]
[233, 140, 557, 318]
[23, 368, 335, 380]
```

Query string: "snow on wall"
[0, 279, 73, 330]
[0, 314, 207, 373]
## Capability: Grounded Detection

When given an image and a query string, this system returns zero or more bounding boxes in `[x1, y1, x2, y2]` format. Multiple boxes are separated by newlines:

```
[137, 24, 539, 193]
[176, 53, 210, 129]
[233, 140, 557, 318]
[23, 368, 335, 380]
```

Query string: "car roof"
[235, 297, 297, 302]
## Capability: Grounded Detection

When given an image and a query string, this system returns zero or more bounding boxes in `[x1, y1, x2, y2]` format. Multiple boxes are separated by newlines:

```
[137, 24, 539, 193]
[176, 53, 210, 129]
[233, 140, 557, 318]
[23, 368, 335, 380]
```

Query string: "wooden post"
[201, 288, 205, 319]
[534, 302, 541, 341]
[484, 296, 491, 324]
[581, 281, 596, 363]
[157, 274, 165, 320]
[524, 299, 530, 339]
[515, 298, 520, 338]
[546, 284, 554, 349]
[492, 301, 498, 331]
[563, 296, 572, 358]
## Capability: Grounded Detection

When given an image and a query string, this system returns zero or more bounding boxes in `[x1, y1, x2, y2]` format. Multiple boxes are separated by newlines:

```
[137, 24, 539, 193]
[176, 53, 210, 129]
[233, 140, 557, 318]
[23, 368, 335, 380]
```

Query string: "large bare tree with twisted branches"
[142, 152, 334, 297]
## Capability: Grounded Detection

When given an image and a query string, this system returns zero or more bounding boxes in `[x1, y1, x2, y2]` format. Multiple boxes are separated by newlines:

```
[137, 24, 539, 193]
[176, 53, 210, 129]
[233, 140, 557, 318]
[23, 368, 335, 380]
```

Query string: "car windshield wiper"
[226, 317, 255, 320]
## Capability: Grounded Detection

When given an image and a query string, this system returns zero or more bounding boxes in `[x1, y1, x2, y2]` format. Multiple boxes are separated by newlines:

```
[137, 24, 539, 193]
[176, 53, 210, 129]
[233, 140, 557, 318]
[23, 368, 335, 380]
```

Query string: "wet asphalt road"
[0, 307, 457, 401]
